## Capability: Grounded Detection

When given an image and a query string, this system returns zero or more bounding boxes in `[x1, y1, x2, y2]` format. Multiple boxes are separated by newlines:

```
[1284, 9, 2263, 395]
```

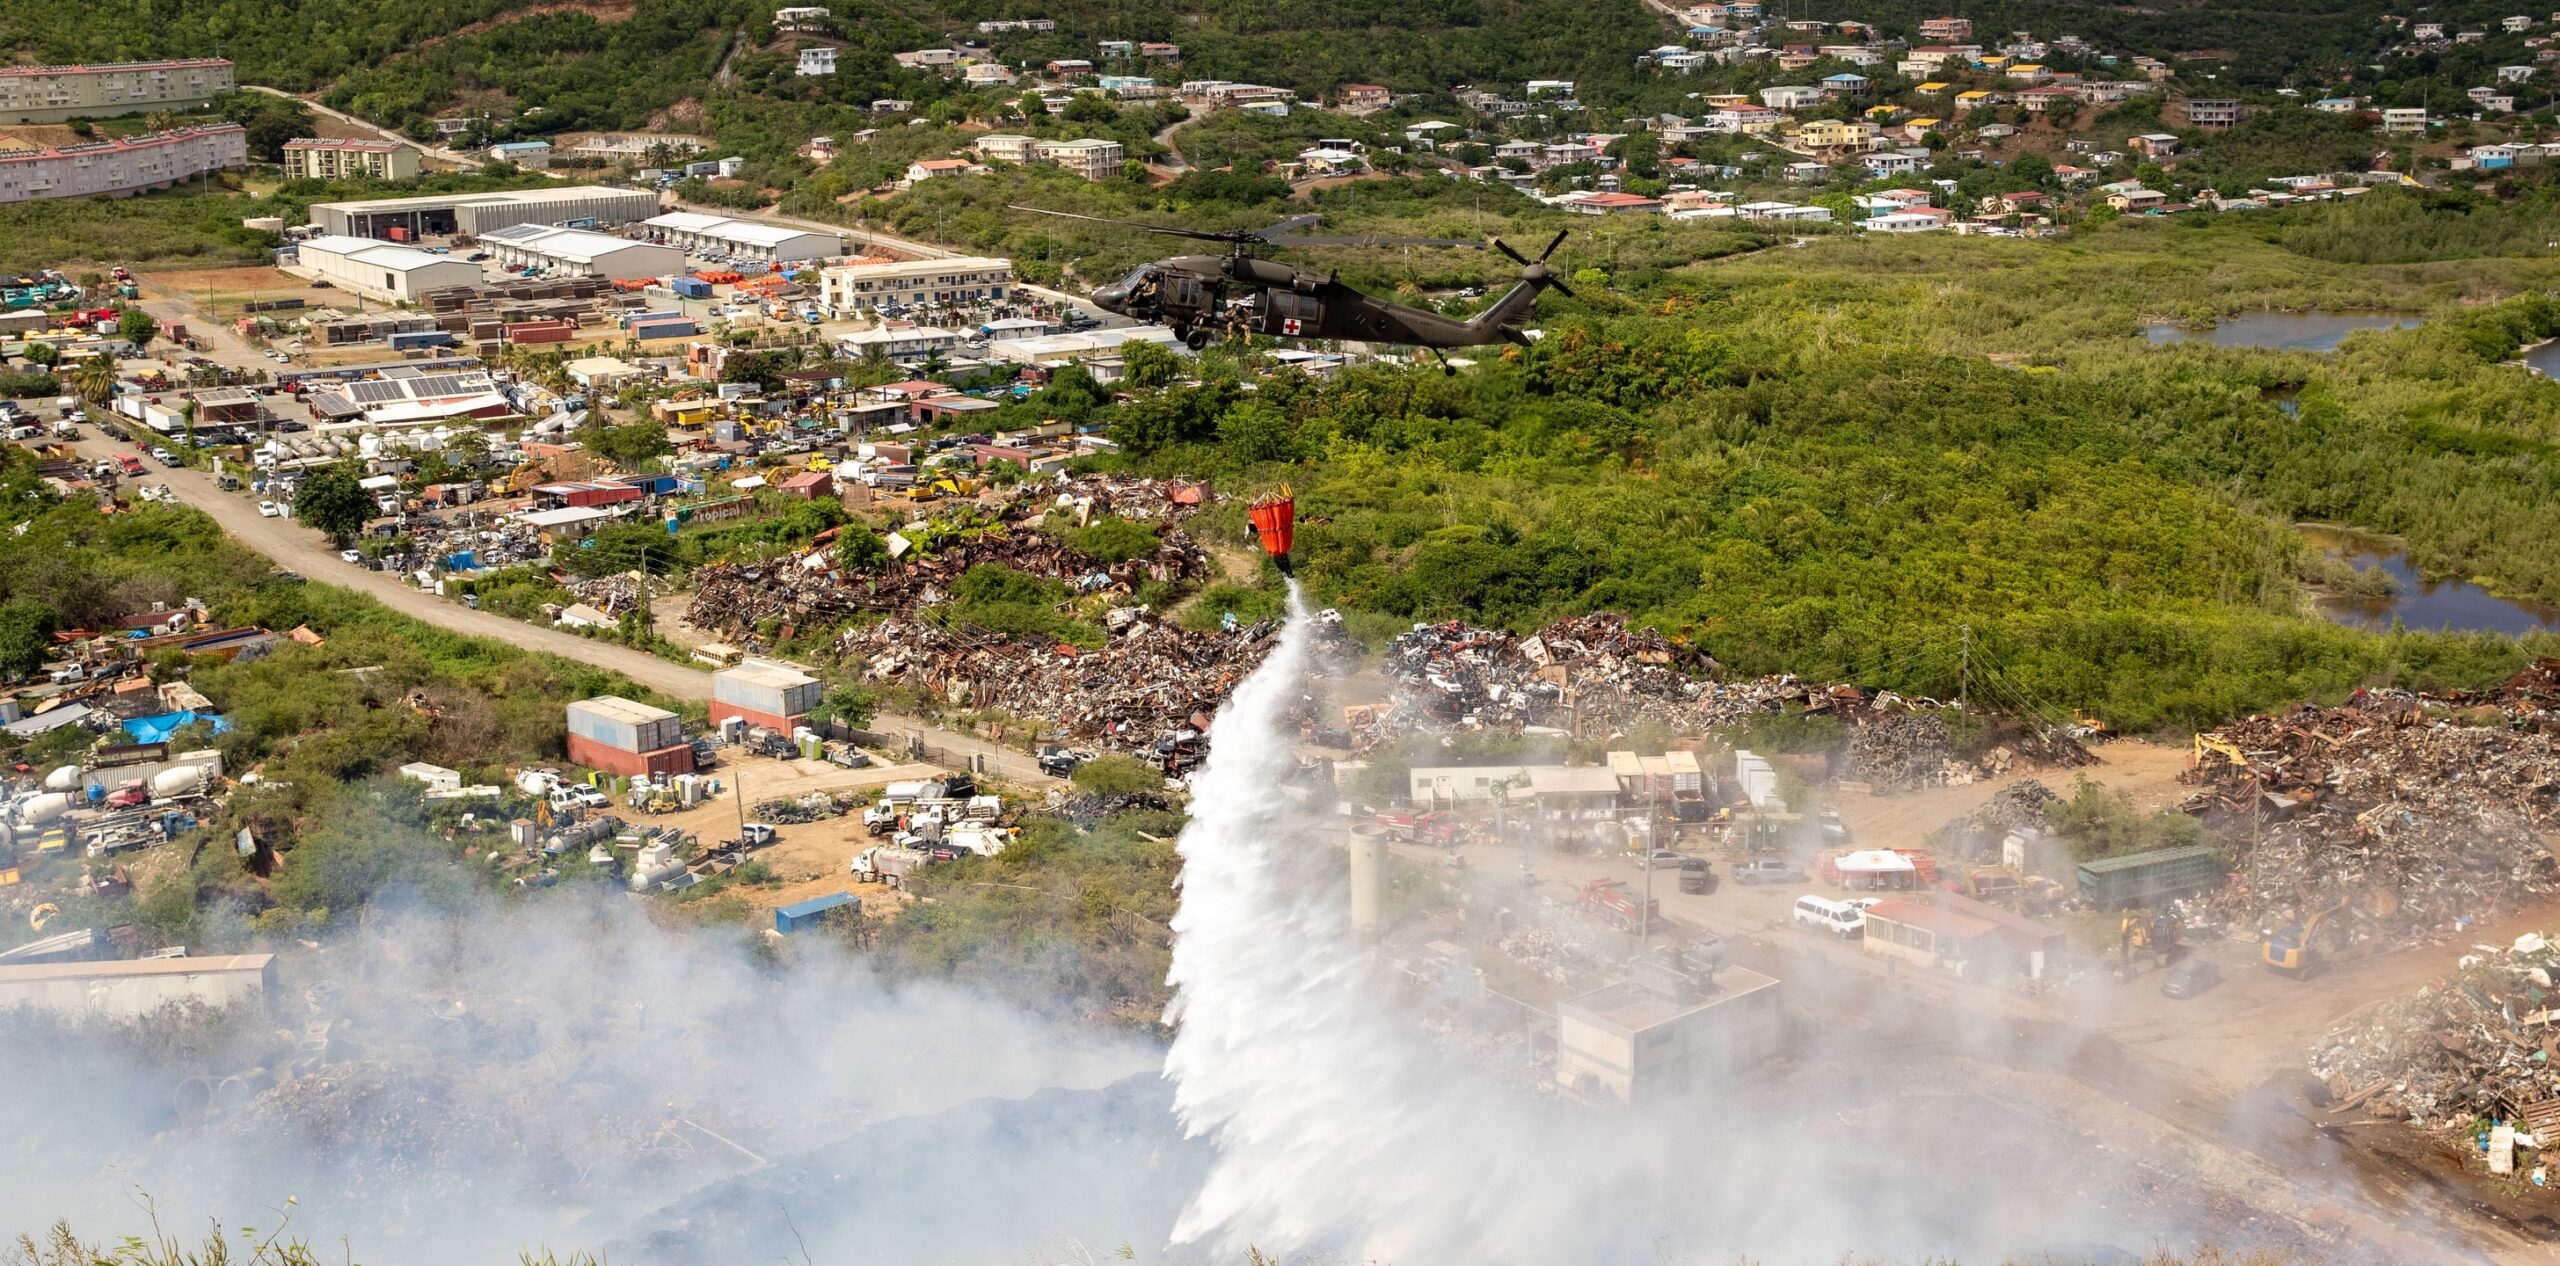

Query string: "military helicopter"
[1013, 206, 1574, 363]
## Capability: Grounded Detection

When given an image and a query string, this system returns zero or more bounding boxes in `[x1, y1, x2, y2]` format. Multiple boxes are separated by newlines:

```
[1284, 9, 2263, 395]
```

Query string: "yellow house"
[2005, 63, 2051, 82]
[1915, 81, 1951, 94]
[1904, 117, 1943, 140]
[1864, 103, 1904, 119]
[1798, 118, 1875, 150]
[1978, 54, 2011, 70]
[1953, 89, 1994, 112]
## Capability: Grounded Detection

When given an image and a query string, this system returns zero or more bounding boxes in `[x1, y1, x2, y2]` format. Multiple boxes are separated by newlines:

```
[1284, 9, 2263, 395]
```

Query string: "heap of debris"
[1367, 615, 1728, 745]
[1927, 778, 2062, 863]
[1362, 616, 2087, 780]
[838, 608, 1338, 751]
[1037, 790, 1183, 824]
[567, 573, 647, 618]
[2309, 933, 2560, 1128]
[1846, 712, 1960, 791]
[2182, 671, 2560, 952]
[686, 524, 1208, 640]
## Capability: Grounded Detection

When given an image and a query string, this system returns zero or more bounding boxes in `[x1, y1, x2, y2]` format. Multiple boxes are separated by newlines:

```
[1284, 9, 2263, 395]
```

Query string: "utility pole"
[1958, 623, 1970, 706]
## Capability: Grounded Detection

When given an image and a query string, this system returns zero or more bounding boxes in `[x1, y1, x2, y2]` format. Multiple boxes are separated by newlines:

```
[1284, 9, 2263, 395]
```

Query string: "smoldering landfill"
[2180, 661, 2560, 955]
[673, 476, 2085, 770]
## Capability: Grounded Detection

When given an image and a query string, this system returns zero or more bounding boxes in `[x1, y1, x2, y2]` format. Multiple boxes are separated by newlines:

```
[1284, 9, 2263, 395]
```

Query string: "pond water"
[2522, 340, 2560, 378]
[2146, 313, 2421, 351]
[2301, 525, 2560, 636]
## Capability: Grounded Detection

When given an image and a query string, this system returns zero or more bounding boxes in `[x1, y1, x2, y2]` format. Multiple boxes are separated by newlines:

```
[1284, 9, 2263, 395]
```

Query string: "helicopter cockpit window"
[1118, 263, 1155, 290]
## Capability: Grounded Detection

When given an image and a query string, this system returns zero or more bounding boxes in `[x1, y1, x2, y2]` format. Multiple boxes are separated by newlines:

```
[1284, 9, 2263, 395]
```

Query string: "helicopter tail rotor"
[1491, 230, 1574, 299]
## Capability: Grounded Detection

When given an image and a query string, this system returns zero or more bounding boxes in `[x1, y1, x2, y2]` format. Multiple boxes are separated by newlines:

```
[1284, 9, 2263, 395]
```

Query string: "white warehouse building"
[640, 211, 843, 264]
[289, 235, 483, 303]
[478, 223, 685, 280]
[819, 255, 1014, 313]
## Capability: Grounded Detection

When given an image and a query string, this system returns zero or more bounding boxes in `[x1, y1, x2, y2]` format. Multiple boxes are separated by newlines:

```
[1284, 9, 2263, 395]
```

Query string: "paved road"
[238, 84, 486, 169]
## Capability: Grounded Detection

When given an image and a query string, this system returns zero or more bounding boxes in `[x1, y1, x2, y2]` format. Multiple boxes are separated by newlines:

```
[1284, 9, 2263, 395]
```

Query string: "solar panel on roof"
[346, 380, 408, 405]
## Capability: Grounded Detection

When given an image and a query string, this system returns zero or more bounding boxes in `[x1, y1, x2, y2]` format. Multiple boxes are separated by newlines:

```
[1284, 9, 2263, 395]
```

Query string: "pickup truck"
[1733, 857, 1808, 885]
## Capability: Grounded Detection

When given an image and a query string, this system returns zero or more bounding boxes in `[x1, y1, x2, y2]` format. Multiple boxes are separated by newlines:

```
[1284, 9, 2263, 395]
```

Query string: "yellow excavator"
[2262, 896, 2350, 976]
[2192, 732, 2251, 772]
[2117, 909, 2180, 977]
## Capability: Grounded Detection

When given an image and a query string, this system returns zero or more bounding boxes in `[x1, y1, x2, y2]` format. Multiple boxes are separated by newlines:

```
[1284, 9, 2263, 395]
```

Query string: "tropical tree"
[69, 356, 116, 406]
[292, 460, 373, 546]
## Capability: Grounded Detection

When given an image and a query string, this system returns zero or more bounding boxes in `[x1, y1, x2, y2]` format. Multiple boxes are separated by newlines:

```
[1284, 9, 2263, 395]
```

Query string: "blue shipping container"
[775, 891, 860, 934]
[672, 278, 713, 299]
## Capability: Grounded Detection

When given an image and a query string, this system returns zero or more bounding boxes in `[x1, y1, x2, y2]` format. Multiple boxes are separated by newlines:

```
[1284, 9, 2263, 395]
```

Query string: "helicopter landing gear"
[1183, 328, 1211, 351]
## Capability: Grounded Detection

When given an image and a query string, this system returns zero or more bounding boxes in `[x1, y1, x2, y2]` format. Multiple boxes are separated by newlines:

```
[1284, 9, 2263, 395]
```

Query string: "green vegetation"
[872, 809, 1183, 1026]
[2047, 778, 2208, 862]
[1070, 754, 1163, 796]
[937, 563, 1101, 649]
[1068, 203, 2560, 732]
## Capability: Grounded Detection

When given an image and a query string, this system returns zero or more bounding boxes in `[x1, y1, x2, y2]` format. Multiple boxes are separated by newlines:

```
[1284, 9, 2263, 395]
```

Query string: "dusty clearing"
[635, 751, 944, 913]
[410, 0, 636, 49]
[1827, 735, 2192, 847]
[139, 266, 336, 318]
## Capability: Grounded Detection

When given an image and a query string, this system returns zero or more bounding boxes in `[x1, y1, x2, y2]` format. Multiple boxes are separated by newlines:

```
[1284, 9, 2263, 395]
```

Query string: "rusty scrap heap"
[1369, 615, 1729, 742]
[687, 528, 1209, 639]
[837, 608, 1335, 749]
[2309, 933, 2560, 1128]
[2183, 671, 2560, 952]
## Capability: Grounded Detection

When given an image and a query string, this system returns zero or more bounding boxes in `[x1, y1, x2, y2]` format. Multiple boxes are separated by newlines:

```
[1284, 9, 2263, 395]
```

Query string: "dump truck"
[1579, 878, 1657, 932]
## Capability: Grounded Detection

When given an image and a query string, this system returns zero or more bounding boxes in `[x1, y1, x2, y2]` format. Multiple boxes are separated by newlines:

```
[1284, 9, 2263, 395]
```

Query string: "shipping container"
[567, 733, 696, 779]
[2076, 844, 2222, 909]
[670, 277, 714, 299]
[631, 319, 699, 338]
[774, 890, 860, 934]
[566, 696, 684, 754]
[712, 662, 823, 721]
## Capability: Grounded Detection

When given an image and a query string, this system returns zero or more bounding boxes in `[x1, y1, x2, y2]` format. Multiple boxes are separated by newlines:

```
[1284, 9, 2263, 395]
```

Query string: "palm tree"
[70, 356, 116, 406]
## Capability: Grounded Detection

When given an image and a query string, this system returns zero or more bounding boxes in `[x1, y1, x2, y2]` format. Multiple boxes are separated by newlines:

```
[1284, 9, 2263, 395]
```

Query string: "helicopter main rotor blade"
[1266, 233, 1487, 249]
[1538, 228, 1569, 262]
[1545, 278, 1577, 299]
[1491, 237, 1533, 267]
[1258, 213, 1323, 238]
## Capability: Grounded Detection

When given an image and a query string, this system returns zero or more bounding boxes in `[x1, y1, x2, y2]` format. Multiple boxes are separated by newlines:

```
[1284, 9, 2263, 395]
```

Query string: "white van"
[1794, 894, 1868, 938]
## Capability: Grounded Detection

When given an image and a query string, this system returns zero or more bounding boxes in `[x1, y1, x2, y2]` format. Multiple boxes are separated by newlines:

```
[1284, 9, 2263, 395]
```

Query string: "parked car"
[2160, 958, 2223, 999]
[257, 500, 283, 517]
[339, 548, 362, 564]
[149, 447, 175, 465]
[1635, 848, 1686, 870]
[1793, 894, 1868, 937]
[1677, 857, 1716, 894]
[1734, 857, 1807, 885]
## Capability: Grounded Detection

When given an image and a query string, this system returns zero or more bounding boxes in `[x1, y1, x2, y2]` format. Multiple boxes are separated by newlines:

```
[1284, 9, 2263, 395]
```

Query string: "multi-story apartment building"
[280, 137, 422, 181]
[0, 58, 234, 124]
[0, 123, 246, 204]
[1035, 137, 1124, 179]
[820, 256, 1014, 312]
[1917, 16, 1973, 40]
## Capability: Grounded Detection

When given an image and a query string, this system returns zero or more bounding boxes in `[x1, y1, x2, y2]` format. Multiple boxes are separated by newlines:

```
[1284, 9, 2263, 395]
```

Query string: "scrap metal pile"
[1366, 615, 1731, 744]
[2183, 670, 2560, 952]
[2309, 932, 2560, 1127]
[685, 488, 1211, 639]
[837, 607, 1331, 750]
[1362, 616, 2078, 786]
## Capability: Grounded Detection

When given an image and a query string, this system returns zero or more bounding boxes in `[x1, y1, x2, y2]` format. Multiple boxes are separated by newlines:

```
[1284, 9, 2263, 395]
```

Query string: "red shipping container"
[709, 701, 806, 734]
[567, 733, 696, 779]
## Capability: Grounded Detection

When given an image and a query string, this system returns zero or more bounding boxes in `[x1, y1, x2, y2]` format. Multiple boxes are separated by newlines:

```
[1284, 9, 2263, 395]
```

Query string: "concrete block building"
[282, 137, 422, 182]
[0, 123, 245, 205]
[0, 58, 234, 124]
